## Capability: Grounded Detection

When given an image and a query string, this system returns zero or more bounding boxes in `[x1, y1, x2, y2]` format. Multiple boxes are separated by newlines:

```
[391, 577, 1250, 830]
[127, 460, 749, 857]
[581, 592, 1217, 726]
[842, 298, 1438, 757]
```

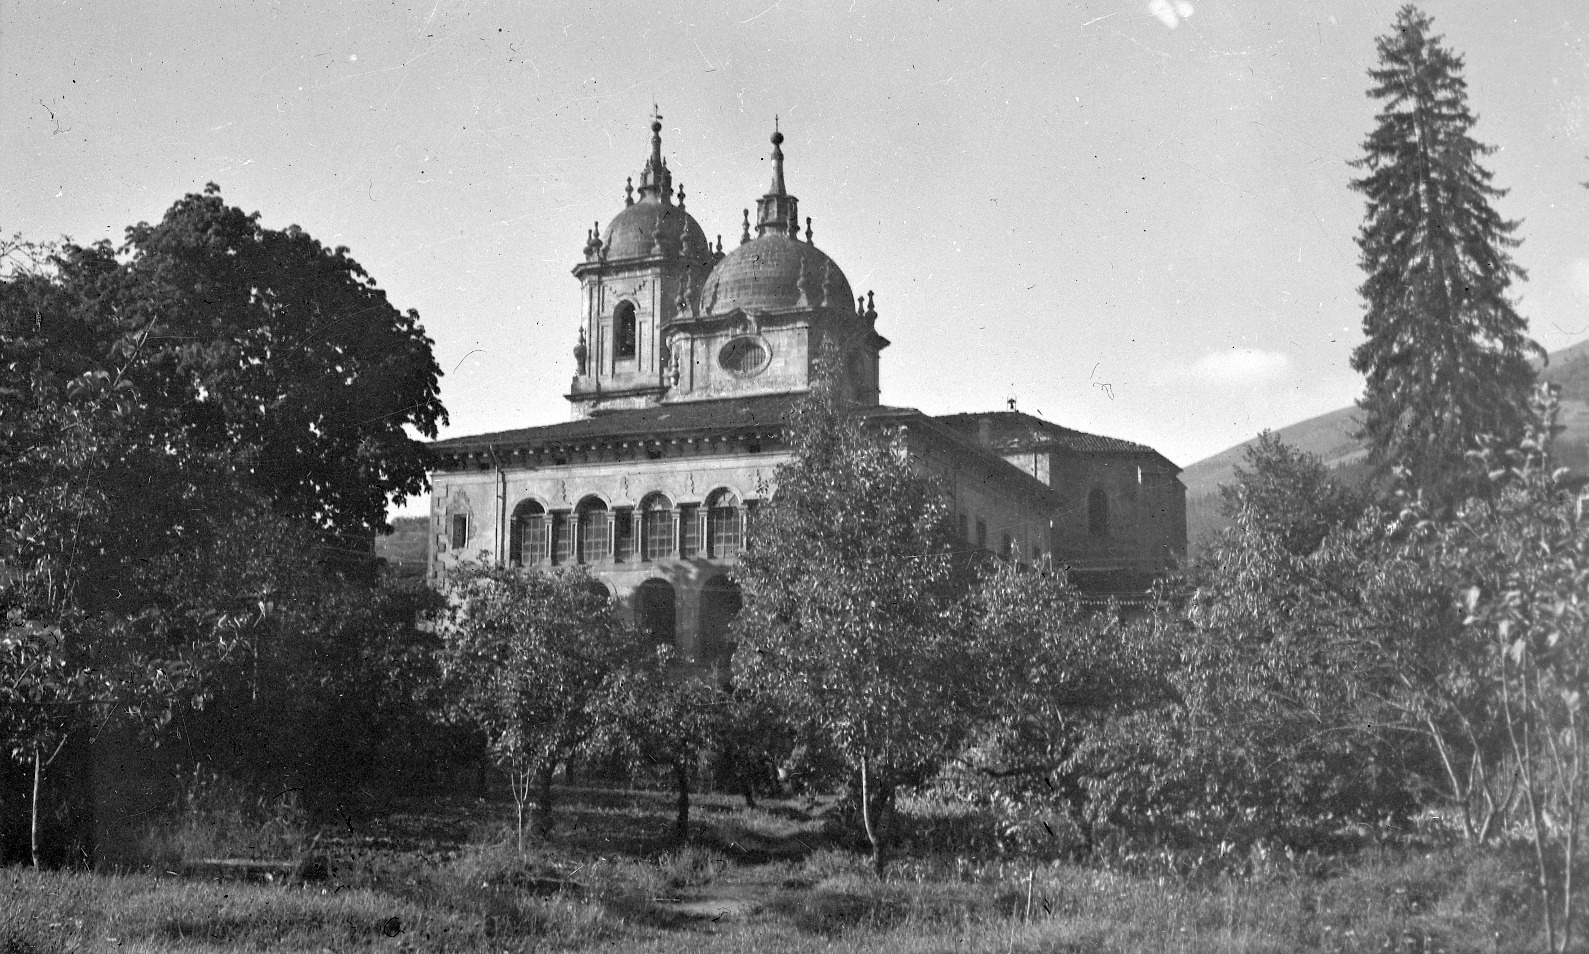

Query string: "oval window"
[719, 336, 770, 376]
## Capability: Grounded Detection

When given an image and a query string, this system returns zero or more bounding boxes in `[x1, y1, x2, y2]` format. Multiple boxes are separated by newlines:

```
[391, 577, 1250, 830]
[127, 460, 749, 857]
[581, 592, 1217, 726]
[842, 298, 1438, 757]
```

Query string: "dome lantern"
[635, 109, 673, 204]
[754, 119, 799, 239]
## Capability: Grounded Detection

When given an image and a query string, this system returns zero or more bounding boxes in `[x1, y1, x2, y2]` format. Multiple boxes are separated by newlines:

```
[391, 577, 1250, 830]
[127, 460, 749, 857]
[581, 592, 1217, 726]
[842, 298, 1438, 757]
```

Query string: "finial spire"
[754, 118, 799, 237]
[741, 209, 751, 245]
[635, 110, 673, 202]
[624, 176, 634, 206]
[805, 216, 814, 244]
[768, 120, 787, 197]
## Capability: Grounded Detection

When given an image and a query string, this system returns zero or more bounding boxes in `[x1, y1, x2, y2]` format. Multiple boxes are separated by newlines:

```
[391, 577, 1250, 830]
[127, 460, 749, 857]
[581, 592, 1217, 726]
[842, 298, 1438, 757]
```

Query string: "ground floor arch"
[696, 575, 744, 666]
[634, 578, 677, 647]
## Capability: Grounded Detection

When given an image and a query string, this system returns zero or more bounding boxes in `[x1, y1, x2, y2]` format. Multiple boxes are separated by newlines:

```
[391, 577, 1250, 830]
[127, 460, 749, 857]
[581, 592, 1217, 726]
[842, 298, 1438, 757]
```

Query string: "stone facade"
[427, 118, 1187, 664]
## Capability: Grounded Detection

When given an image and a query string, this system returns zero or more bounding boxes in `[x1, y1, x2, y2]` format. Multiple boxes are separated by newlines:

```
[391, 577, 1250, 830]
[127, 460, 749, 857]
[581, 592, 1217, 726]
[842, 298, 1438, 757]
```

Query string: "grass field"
[0, 785, 1565, 953]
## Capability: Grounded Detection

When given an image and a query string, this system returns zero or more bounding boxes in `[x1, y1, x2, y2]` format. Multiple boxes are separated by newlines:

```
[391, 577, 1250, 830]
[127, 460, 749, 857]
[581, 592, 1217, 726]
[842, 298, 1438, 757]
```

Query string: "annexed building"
[427, 118, 1186, 666]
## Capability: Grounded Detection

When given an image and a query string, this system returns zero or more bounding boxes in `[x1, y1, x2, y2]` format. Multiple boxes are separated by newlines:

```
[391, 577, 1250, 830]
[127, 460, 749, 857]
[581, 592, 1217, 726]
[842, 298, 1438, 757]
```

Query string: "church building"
[427, 117, 1186, 668]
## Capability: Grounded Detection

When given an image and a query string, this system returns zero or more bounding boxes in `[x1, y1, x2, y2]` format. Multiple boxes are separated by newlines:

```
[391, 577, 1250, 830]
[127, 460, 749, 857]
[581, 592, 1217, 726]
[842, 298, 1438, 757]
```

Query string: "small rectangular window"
[679, 504, 701, 556]
[957, 513, 968, 540]
[1001, 532, 1013, 561]
[450, 514, 468, 551]
[975, 517, 987, 550]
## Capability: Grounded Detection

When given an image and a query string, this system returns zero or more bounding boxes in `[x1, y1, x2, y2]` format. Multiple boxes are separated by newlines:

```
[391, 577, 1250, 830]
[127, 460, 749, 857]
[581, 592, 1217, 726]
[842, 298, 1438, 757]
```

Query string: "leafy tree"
[731, 363, 982, 875]
[1073, 474, 1419, 849]
[3, 187, 446, 546]
[159, 519, 454, 809]
[0, 357, 225, 864]
[1350, 5, 1541, 507]
[435, 565, 629, 848]
[1383, 388, 1587, 950]
[1218, 431, 1362, 557]
[943, 562, 1146, 848]
[590, 648, 728, 843]
[0, 187, 448, 861]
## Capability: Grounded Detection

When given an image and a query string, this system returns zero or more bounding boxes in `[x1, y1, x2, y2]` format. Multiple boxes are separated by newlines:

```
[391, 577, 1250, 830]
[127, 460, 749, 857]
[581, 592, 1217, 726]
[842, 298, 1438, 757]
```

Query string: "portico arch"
[698, 575, 744, 665]
[635, 578, 677, 647]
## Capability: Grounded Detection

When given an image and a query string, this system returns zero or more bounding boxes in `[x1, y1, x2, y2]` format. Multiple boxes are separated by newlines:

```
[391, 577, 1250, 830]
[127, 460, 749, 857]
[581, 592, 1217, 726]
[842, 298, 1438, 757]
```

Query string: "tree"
[5, 187, 446, 545]
[0, 357, 224, 865]
[1350, 5, 1541, 507]
[943, 562, 1151, 853]
[1070, 457, 1420, 850]
[1385, 387, 1587, 951]
[1, 193, 448, 861]
[731, 360, 983, 875]
[435, 566, 629, 848]
[1218, 431, 1362, 557]
[590, 648, 728, 844]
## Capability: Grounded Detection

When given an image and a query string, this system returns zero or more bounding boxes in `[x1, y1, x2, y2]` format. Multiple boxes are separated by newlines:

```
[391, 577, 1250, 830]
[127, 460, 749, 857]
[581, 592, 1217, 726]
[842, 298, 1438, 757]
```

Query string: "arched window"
[509, 500, 548, 566]
[1088, 487, 1110, 538]
[577, 497, 610, 563]
[706, 489, 742, 558]
[640, 493, 675, 561]
[614, 301, 637, 361]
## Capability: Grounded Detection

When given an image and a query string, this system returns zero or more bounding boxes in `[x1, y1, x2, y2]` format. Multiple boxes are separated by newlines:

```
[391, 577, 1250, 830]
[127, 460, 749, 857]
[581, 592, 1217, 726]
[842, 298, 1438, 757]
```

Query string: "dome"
[603, 199, 709, 261]
[699, 233, 854, 317]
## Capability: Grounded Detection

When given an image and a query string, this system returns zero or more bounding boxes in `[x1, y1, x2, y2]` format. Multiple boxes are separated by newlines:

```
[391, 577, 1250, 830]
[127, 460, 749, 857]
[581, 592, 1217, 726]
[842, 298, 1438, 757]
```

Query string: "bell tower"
[568, 113, 721, 419]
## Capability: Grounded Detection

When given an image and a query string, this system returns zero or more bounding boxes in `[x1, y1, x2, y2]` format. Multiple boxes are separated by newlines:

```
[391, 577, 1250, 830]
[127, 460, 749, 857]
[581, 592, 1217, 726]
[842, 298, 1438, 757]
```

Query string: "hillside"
[1182, 337, 1589, 555]
[375, 515, 430, 582]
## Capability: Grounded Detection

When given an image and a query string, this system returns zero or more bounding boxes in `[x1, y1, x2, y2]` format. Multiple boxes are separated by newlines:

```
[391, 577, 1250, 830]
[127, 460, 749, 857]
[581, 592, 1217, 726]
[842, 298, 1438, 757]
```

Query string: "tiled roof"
[430, 394, 915, 453]
[933, 411, 1176, 464]
[427, 397, 1066, 504]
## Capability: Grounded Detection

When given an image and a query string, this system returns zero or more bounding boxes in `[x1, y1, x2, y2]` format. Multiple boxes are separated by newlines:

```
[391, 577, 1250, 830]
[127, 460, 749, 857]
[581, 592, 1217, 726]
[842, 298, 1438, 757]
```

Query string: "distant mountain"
[1181, 337, 1589, 555]
[376, 515, 430, 582]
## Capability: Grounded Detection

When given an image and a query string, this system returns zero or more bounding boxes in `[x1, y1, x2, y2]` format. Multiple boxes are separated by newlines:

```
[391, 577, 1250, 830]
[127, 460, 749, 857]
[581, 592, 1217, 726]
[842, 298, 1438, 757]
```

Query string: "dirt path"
[652, 863, 793, 928]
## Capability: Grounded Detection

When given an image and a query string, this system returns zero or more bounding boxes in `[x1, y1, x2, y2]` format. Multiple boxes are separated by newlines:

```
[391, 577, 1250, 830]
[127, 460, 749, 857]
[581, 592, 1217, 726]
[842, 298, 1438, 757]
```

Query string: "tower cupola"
[754, 121, 799, 238]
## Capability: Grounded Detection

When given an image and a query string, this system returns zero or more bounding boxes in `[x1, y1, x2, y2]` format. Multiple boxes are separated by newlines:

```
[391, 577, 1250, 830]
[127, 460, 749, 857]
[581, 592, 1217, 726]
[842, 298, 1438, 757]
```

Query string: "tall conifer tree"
[1350, 5, 1541, 505]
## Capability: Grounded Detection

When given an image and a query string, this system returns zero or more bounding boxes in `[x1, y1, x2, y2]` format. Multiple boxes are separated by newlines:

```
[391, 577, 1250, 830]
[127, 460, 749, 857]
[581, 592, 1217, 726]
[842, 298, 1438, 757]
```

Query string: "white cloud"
[1190, 348, 1292, 385]
[1147, 0, 1194, 28]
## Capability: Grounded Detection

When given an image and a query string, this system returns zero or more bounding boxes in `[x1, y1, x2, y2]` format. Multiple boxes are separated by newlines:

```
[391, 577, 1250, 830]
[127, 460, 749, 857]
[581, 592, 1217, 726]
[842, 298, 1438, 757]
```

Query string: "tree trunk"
[739, 761, 758, 810]
[860, 757, 888, 878]
[509, 766, 530, 852]
[533, 763, 556, 840]
[674, 759, 691, 844]
[31, 746, 44, 868]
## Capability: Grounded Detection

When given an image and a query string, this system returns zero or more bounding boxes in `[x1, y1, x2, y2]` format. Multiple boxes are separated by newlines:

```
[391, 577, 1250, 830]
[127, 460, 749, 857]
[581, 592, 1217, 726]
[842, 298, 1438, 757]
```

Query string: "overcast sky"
[5, 0, 1588, 516]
